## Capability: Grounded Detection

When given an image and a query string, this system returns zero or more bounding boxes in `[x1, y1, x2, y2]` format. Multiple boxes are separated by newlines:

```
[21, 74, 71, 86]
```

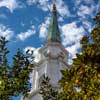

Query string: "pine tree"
[0, 37, 11, 100]
[40, 75, 59, 100]
[59, 12, 100, 100]
[0, 37, 34, 100]
[11, 49, 33, 97]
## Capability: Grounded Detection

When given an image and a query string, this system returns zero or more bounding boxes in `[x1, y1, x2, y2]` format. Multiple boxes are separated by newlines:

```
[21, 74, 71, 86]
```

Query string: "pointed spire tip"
[53, 2, 56, 11]
[46, 0, 61, 43]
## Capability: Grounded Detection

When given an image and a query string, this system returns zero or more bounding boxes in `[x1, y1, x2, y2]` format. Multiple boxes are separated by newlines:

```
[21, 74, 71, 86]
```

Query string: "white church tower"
[23, 3, 69, 100]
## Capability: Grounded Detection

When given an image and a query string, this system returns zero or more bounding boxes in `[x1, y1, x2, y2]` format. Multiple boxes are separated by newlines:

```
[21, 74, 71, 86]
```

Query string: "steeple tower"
[22, 2, 69, 100]
[47, 2, 61, 43]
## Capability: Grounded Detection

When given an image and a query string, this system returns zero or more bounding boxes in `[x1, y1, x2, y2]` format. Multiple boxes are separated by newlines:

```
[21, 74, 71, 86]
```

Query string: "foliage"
[0, 37, 34, 100]
[0, 37, 10, 100]
[59, 12, 100, 100]
[40, 75, 60, 100]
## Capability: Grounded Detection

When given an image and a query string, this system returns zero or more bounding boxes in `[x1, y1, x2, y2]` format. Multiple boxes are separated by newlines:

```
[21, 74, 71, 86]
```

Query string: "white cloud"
[83, 0, 94, 4]
[61, 22, 85, 60]
[17, 25, 36, 41]
[75, 0, 95, 5]
[27, 0, 36, 5]
[0, 14, 7, 19]
[39, 25, 48, 38]
[75, 0, 100, 19]
[75, 0, 81, 5]
[66, 42, 82, 64]
[20, 22, 26, 27]
[62, 22, 85, 46]
[77, 5, 94, 18]
[82, 21, 92, 32]
[0, 0, 19, 12]
[56, 0, 71, 17]
[75, 0, 99, 33]
[39, 17, 50, 38]
[27, 0, 49, 6]
[0, 24, 14, 40]
[58, 17, 64, 22]
[37, 0, 50, 11]
[27, 0, 71, 17]
[96, 0, 100, 12]
[67, 42, 81, 58]
[27, 0, 50, 11]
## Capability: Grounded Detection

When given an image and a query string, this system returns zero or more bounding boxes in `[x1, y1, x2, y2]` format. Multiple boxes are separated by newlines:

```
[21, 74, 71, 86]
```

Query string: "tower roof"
[46, 3, 61, 43]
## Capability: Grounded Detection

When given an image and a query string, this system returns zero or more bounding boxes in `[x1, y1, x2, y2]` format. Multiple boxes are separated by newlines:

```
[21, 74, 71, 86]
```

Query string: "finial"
[53, 0, 56, 12]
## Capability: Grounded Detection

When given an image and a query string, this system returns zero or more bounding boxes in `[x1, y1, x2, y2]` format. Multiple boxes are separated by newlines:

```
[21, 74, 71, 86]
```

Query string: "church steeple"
[22, 2, 69, 100]
[47, 2, 61, 43]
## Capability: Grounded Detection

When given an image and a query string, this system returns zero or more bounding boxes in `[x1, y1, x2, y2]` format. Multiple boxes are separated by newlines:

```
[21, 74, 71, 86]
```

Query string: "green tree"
[59, 12, 100, 100]
[0, 37, 10, 100]
[40, 75, 59, 100]
[0, 37, 34, 100]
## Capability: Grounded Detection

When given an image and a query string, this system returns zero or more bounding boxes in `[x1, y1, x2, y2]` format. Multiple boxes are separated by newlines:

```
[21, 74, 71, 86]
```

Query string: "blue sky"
[0, 0, 100, 100]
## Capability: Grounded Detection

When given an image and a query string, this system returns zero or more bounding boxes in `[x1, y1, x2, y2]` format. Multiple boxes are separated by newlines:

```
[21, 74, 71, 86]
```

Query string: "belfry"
[23, 2, 69, 100]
